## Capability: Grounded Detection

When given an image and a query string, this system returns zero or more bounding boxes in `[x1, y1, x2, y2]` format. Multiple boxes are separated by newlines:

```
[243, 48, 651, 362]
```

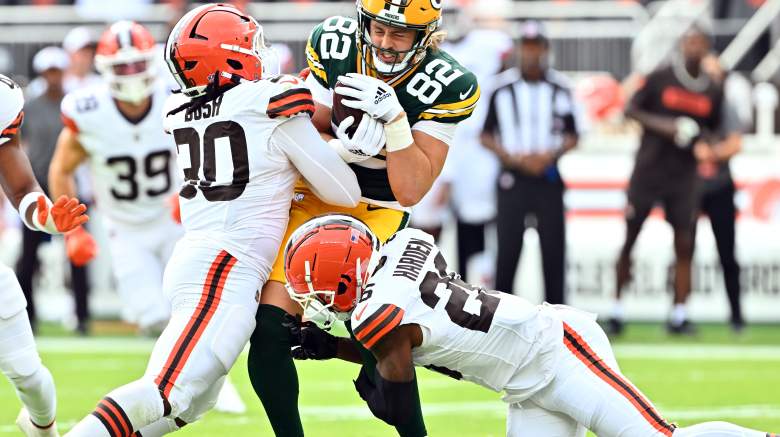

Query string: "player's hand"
[168, 193, 181, 224]
[64, 226, 98, 267]
[35, 195, 89, 234]
[693, 141, 715, 162]
[335, 73, 403, 123]
[289, 320, 339, 360]
[335, 114, 386, 158]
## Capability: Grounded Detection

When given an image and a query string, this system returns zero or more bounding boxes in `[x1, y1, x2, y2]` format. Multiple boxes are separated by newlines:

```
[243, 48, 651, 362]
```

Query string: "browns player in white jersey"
[0, 74, 88, 437]
[49, 21, 180, 333]
[66, 4, 360, 436]
[285, 215, 777, 437]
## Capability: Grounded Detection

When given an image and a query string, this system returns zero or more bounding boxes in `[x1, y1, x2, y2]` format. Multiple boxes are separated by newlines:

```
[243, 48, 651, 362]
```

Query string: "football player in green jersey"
[248, 1, 479, 436]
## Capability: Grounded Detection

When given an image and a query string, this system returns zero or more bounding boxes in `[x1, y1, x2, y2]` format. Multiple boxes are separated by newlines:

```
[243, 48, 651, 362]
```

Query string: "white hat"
[63, 26, 96, 53]
[33, 46, 70, 73]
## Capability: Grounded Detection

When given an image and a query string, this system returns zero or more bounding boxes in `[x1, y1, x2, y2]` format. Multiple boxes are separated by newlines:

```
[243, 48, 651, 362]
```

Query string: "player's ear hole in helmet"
[356, 0, 445, 76]
[283, 214, 380, 324]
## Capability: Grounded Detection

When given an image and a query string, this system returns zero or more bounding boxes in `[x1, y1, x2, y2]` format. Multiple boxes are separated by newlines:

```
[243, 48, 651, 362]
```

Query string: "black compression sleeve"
[354, 366, 415, 427]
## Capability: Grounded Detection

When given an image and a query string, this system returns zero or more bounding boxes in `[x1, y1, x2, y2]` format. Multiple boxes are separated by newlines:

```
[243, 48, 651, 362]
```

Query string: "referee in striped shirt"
[480, 21, 579, 304]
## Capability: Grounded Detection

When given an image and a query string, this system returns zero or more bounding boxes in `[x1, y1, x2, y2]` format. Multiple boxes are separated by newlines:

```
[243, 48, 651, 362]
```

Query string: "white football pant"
[66, 237, 261, 436]
[507, 307, 770, 437]
[0, 264, 57, 429]
[105, 216, 182, 331]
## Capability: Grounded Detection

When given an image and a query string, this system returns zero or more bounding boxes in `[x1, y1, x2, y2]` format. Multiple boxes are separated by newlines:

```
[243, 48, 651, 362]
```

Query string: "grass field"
[1, 323, 778, 436]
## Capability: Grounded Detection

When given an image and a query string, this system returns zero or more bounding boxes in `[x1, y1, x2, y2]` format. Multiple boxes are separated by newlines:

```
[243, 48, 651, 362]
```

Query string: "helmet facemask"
[286, 254, 372, 329]
[96, 48, 157, 104]
[356, 4, 439, 77]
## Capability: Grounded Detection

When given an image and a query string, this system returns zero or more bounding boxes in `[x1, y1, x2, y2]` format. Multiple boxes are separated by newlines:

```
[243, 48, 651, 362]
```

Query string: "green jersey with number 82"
[306, 15, 480, 206]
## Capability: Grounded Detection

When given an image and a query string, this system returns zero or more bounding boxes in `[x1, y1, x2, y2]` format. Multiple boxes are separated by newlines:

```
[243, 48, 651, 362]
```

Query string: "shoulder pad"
[265, 76, 315, 119]
[417, 54, 480, 124]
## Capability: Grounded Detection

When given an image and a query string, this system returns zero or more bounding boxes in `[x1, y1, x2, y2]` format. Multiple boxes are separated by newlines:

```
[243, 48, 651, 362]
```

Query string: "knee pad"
[9, 364, 50, 394]
[106, 379, 168, 424]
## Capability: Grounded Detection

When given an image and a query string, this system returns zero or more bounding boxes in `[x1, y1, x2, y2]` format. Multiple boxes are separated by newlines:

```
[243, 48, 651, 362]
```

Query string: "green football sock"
[346, 321, 428, 437]
[248, 304, 304, 437]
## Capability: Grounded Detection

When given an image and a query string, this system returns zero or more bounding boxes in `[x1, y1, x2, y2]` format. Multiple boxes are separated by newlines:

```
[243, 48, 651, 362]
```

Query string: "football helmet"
[95, 21, 157, 104]
[164, 3, 275, 98]
[284, 215, 381, 323]
[356, 0, 443, 76]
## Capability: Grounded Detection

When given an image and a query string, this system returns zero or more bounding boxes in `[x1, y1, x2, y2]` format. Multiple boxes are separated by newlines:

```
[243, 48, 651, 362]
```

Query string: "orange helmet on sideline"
[164, 3, 274, 98]
[284, 215, 381, 324]
[95, 21, 157, 104]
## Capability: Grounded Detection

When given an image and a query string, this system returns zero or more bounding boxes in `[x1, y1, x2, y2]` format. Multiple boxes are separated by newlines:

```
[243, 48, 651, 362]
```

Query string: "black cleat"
[604, 317, 625, 337]
[667, 319, 697, 336]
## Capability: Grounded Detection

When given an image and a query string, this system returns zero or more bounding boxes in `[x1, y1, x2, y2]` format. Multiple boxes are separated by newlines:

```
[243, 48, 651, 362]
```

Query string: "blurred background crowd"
[0, 0, 778, 336]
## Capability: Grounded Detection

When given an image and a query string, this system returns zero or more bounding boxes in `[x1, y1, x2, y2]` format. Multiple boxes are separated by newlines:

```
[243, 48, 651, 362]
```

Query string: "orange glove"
[35, 195, 89, 234]
[168, 193, 181, 224]
[65, 226, 98, 267]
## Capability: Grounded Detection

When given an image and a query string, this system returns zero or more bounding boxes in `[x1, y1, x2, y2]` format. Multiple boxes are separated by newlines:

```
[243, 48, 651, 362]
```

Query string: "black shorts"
[626, 173, 700, 232]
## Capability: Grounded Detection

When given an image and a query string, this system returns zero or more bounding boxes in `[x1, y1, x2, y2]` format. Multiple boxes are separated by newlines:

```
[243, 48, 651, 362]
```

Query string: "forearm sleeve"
[272, 116, 360, 207]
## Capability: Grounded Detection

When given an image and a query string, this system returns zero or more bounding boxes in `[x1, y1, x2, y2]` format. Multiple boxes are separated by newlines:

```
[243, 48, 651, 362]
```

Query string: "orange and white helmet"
[95, 21, 157, 104]
[164, 3, 277, 98]
[284, 215, 381, 325]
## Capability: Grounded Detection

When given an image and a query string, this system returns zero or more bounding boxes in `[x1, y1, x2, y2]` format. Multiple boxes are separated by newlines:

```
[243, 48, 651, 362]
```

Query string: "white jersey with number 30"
[163, 75, 359, 275]
[351, 228, 563, 402]
[61, 83, 178, 226]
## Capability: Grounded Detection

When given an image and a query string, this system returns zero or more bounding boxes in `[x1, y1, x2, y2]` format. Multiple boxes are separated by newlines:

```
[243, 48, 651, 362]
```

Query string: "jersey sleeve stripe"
[268, 102, 316, 119]
[353, 304, 404, 347]
[268, 90, 314, 110]
[361, 307, 404, 349]
[418, 107, 476, 120]
[432, 85, 481, 111]
[0, 111, 24, 138]
[61, 112, 79, 133]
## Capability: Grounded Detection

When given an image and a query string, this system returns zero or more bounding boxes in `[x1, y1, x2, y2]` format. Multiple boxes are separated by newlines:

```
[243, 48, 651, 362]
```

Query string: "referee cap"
[519, 20, 548, 45]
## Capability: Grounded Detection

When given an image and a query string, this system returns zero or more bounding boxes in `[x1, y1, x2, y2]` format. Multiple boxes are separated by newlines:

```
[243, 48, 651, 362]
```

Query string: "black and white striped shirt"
[482, 67, 579, 155]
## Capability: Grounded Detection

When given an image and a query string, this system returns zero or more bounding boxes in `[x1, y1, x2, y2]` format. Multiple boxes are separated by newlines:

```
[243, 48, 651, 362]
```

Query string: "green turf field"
[1, 323, 778, 436]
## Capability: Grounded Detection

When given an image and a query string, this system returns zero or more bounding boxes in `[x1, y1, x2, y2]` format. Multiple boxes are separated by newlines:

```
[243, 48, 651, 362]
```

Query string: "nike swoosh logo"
[460, 85, 474, 100]
[354, 304, 369, 321]
[366, 204, 386, 211]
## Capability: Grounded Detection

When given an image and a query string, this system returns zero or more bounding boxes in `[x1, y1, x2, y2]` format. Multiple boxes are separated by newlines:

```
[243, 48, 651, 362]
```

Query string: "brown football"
[331, 79, 367, 138]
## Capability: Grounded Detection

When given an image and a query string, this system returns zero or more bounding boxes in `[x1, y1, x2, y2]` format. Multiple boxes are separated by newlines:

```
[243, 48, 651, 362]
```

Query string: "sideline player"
[285, 215, 777, 437]
[248, 1, 479, 435]
[49, 21, 180, 334]
[65, 4, 360, 436]
[1, 73, 89, 436]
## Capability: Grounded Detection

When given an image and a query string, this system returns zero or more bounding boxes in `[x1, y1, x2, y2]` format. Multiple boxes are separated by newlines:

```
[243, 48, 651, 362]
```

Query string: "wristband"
[17, 192, 48, 232]
[384, 115, 414, 153]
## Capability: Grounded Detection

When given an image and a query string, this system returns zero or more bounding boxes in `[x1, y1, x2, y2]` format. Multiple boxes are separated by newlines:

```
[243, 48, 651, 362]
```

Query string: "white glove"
[335, 73, 403, 123]
[335, 114, 386, 157]
[674, 116, 700, 148]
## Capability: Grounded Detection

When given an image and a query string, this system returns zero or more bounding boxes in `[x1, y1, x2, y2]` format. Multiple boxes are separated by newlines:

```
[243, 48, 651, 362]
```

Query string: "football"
[331, 79, 366, 138]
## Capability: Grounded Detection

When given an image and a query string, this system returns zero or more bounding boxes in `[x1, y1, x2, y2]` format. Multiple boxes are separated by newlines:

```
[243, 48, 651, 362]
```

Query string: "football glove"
[21, 194, 89, 234]
[335, 73, 403, 123]
[289, 320, 339, 360]
[674, 116, 700, 148]
[64, 226, 98, 267]
[332, 114, 386, 161]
